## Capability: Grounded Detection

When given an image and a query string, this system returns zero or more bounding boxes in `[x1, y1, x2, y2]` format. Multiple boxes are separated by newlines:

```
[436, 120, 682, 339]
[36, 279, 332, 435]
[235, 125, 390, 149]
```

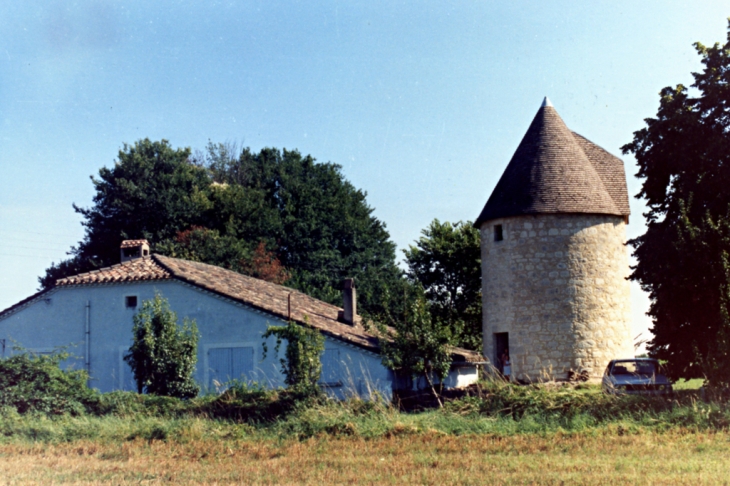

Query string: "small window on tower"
[494, 224, 504, 242]
[125, 296, 138, 309]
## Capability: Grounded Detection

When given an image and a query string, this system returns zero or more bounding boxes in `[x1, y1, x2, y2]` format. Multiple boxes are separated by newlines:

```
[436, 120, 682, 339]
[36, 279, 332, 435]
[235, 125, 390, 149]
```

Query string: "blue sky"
[1, 1, 728, 345]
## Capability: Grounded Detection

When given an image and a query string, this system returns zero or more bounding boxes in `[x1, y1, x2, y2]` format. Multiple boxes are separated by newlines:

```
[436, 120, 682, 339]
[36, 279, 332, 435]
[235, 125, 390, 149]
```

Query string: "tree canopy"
[403, 219, 482, 350]
[622, 23, 730, 386]
[42, 139, 403, 316]
[41, 140, 209, 287]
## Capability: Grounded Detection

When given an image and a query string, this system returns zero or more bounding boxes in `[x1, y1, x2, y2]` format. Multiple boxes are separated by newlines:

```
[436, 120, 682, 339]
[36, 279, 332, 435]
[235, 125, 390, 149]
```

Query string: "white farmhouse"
[0, 240, 480, 398]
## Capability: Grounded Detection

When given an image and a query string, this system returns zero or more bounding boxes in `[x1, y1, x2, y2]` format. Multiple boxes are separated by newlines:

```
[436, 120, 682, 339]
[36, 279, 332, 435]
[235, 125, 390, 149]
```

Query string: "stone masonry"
[481, 213, 633, 381]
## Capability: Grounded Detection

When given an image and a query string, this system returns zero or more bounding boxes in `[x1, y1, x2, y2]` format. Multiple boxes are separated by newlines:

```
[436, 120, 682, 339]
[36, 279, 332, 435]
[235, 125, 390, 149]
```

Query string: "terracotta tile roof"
[475, 102, 630, 225]
[153, 254, 383, 352]
[55, 257, 172, 286]
[15, 254, 481, 363]
[120, 239, 150, 249]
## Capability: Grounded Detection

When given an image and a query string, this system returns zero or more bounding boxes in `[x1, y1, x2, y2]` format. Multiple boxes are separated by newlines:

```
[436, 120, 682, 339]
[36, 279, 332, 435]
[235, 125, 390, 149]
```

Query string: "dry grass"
[0, 378, 726, 484]
[1, 429, 729, 484]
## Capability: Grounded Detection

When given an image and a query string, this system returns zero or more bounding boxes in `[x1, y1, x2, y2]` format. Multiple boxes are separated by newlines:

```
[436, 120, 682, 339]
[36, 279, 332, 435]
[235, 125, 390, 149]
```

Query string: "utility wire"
[0, 228, 82, 238]
[0, 253, 56, 259]
[1, 244, 71, 252]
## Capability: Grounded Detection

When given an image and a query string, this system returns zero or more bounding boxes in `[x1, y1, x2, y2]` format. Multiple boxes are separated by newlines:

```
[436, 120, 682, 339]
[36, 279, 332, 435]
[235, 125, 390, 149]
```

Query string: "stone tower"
[475, 98, 633, 381]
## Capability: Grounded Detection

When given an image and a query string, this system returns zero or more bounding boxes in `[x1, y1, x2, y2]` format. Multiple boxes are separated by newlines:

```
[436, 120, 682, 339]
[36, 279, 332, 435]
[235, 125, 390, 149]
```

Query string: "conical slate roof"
[475, 99, 630, 225]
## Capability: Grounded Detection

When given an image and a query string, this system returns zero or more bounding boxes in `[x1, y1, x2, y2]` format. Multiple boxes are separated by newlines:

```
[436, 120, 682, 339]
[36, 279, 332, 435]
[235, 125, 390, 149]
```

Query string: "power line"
[0, 253, 56, 259]
[1, 244, 71, 252]
[0, 228, 82, 239]
[0, 235, 75, 247]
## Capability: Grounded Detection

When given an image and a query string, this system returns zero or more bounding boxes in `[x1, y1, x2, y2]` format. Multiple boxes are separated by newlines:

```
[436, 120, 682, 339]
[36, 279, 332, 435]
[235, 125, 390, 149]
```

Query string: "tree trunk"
[423, 370, 443, 408]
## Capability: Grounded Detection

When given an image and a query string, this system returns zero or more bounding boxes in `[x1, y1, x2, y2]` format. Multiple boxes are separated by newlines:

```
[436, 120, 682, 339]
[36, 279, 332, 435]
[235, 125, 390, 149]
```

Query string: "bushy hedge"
[0, 351, 99, 415]
[199, 382, 320, 423]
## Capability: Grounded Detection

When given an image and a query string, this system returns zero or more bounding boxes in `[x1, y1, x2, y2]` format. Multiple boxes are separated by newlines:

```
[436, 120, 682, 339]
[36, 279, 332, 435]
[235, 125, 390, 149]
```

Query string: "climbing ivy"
[262, 320, 325, 395]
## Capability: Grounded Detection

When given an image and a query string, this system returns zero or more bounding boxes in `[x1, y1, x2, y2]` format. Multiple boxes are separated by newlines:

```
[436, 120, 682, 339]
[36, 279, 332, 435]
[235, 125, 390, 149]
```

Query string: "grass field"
[0, 369, 726, 485]
[1, 429, 729, 484]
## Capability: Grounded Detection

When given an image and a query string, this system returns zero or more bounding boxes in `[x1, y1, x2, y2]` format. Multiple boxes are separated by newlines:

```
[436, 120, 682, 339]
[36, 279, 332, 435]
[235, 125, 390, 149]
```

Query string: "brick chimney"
[120, 240, 150, 263]
[338, 278, 357, 326]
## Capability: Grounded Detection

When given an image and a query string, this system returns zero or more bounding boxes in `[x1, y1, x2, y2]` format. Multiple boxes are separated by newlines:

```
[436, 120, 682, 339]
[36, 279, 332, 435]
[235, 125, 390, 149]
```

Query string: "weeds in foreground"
[0, 351, 98, 416]
[2, 354, 729, 444]
[3, 366, 729, 484]
[1, 378, 730, 445]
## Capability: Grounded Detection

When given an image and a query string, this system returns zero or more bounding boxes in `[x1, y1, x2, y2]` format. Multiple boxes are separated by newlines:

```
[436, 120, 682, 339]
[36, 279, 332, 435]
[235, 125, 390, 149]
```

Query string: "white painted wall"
[0, 281, 395, 399]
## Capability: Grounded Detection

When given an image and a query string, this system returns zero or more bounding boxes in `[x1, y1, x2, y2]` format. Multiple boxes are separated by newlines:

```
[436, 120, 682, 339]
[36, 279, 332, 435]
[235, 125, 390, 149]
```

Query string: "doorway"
[494, 332, 509, 372]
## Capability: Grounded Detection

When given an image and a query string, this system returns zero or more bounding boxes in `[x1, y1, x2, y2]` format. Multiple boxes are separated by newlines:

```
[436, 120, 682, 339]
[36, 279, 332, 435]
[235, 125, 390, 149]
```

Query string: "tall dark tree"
[404, 219, 482, 350]
[42, 140, 403, 317]
[622, 23, 730, 386]
[41, 139, 210, 288]
[192, 143, 404, 314]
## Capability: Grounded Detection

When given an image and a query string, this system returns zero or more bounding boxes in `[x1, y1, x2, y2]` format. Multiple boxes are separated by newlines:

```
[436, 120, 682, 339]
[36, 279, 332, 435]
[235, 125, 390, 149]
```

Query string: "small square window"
[494, 224, 504, 242]
[125, 296, 138, 308]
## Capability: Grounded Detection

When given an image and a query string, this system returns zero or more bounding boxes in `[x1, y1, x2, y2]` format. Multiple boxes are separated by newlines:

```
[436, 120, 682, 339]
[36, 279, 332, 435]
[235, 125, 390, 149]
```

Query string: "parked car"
[601, 358, 672, 395]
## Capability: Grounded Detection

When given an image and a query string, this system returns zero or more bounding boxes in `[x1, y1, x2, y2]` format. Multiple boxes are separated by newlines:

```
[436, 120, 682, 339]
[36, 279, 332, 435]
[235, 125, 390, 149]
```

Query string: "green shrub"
[94, 390, 192, 418]
[200, 381, 317, 423]
[372, 289, 454, 407]
[0, 351, 99, 415]
[124, 294, 200, 399]
[440, 379, 702, 431]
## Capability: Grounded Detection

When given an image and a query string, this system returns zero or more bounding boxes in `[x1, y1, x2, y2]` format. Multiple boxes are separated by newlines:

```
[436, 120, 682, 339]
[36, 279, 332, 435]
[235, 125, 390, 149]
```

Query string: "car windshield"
[611, 361, 657, 376]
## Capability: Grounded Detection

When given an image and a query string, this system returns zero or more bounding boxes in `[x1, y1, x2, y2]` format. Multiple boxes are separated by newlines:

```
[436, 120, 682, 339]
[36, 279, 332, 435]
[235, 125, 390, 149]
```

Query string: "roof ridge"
[152, 253, 332, 303]
[55, 255, 171, 286]
[56, 257, 146, 281]
[570, 131, 631, 216]
[571, 131, 615, 158]
[152, 254, 348, 320]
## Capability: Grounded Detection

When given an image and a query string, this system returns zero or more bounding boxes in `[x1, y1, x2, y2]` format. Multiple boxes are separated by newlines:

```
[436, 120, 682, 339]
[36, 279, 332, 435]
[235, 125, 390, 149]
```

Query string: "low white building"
[0, 241, 480, 399]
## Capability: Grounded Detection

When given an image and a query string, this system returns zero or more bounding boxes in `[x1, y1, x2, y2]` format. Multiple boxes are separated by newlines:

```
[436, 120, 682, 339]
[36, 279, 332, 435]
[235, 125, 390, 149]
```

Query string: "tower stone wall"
[481, 213, 633, 381]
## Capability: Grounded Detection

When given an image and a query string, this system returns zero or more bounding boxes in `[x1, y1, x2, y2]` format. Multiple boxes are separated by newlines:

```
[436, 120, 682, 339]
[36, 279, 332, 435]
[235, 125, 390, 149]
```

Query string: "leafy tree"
[622, 23, 730, 386]
[42, 140, 403, 318]
[124, 294, 200, 398]
[676, 209, 730, 388]
[241, 241, 291, 285]
[261, 320, 325, 395]
[197, 143, 404, 314]
[41, 139, 210, 288]
[372, 287, 455, 407]
[157, 226, 250, 271]
[403, 220, 482, 350]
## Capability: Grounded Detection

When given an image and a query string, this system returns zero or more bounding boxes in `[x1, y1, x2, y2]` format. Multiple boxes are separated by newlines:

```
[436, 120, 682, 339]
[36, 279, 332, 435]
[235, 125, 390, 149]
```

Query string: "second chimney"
[340, 278, 357, 325]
